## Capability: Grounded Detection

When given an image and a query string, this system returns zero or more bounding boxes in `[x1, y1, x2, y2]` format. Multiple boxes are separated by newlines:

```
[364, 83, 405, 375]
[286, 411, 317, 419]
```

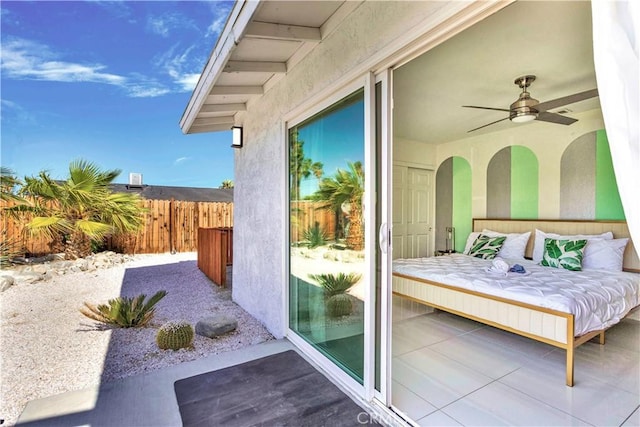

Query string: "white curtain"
[592, 0, 640, 247]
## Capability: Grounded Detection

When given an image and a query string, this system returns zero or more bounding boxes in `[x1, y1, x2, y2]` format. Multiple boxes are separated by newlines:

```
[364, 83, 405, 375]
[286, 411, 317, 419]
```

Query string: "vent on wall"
[129, 173, 143, 188]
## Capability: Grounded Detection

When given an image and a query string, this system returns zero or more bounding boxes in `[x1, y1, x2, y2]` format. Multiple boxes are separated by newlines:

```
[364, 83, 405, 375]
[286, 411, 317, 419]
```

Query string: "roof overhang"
[180, 0, 361, 135]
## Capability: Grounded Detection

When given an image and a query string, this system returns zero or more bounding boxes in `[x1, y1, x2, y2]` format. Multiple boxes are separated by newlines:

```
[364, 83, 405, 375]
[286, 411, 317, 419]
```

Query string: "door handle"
[378, 222, 388, 253]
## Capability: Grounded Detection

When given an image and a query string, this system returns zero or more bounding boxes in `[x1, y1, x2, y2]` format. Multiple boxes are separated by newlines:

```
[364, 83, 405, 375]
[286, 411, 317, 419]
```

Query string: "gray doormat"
[174, 350, 376, 426]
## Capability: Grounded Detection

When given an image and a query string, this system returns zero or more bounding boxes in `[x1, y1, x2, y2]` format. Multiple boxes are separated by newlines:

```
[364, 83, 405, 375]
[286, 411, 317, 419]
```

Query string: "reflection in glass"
[289, 89, 365, 382]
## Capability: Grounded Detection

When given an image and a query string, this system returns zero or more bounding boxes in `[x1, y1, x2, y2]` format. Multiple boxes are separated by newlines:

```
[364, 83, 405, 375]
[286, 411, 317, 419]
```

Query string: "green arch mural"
[486, 145, 538, 219]
[436, 156, 471, 252]
[560, 129, 624, 220]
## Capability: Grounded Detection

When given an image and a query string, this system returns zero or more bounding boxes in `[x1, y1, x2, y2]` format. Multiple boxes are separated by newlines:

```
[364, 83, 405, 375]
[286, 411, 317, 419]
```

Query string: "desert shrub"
[80, 290, 167, 328]
[156, 321, 194, 350]
[326, 293, 353, 318]
[303, 222, 327, 249]
[308, 272, 361, 297]
[308, 272, 361, 318]
[0, 233, 23, 267]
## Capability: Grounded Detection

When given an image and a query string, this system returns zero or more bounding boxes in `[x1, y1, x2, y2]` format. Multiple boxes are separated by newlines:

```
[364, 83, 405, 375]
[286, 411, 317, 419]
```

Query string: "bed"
[392, 219, 640, 386]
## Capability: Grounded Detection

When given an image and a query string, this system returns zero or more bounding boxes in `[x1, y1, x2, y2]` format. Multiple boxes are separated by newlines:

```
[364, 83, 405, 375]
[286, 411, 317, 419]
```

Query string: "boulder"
[195, 315, 237, 338]
[12, 271, 44, 284]
[0, 275, 15, 292]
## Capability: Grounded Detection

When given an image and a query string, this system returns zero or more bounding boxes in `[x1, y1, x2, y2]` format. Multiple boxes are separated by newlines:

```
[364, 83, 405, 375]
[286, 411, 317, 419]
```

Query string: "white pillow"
[532, 229, 614, 263]
[582, 238, 629, 271]
[481, 229, 531, 260]
[463, 232, 481, 255]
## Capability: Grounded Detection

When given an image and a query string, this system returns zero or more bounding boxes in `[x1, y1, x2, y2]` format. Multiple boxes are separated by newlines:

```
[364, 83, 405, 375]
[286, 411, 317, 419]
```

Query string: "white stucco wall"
[232, 1, 472, 338]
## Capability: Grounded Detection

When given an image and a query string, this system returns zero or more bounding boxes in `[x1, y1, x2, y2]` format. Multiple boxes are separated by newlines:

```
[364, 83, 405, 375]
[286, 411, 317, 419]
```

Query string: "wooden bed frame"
[392, 219, 640, 386]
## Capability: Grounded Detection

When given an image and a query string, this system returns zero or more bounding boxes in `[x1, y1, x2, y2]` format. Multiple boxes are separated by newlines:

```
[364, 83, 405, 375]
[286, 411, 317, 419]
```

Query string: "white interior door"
[392, 165, 434, 259]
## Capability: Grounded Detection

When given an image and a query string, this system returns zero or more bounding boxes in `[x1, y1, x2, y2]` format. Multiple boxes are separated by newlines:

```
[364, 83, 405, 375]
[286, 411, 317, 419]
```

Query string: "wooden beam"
[245, 21, 321, 42]
[188, 123, 235, 134]
[209, 86, 263, 95]
[200, 103, 246, 113]
[224, 61, 286, 73]
[192, 116, 235, 126]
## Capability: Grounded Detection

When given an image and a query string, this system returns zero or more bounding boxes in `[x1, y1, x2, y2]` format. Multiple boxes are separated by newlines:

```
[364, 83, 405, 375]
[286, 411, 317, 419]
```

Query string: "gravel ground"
[0, 252, 274, 427]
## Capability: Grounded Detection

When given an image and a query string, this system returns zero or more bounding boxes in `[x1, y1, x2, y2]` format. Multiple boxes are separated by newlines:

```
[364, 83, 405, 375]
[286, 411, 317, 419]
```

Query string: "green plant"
[12, 159, 145, 259]
[0, 233, 23, 267]
[326, 294, 353, 318]
[1, 166, 25, 203]
[312, 161, 364, 250]
[289, 132, 323, 201]
[156, 321, 194, 350]
[308, 272, 361, 318]
[309, 272, 361, 297]
[80, 291, 167, 328]
[303, 222, 327, 248]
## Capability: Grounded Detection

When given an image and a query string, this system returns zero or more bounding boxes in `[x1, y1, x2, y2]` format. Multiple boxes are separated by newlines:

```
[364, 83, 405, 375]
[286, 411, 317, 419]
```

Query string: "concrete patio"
[16, 340, 299, 426]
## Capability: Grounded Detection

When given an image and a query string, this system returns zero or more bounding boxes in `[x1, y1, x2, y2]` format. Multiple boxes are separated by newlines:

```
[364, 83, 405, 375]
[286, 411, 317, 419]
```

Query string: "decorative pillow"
[532, 229, 613, 263]
[463, 232, 481, 254]
[467, 235, 506, 259]
[540, 238, 588, 271]
[481, 229, 531, 260]
[582, 238, 629, 271]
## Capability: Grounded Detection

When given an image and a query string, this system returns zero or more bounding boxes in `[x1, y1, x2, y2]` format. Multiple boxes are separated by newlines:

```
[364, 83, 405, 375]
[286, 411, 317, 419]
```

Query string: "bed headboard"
[472, 219, 640, 272]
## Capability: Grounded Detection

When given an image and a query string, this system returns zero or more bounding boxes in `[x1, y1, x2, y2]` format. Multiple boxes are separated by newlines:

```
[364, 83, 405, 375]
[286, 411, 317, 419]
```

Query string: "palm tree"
[1, 166, 25, 203]
[219, 179, 234, 189]
[313, 161, 364, 250]
[17, 160, 145, 259]
[289, 132, 323, 200]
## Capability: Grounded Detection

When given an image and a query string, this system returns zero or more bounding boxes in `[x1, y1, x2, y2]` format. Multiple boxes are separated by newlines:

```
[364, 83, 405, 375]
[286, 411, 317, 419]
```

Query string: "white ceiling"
[393, 1, 601, 144]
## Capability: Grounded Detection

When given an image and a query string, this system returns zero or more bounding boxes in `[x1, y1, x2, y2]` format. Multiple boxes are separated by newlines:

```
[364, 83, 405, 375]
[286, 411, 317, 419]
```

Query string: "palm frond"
[308, 272, 361, 297]
[80, 291, 167, 328]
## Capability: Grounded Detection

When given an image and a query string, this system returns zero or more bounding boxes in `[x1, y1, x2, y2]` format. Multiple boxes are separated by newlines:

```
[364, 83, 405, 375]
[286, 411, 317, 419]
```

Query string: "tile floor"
[391, 308, 640, 426]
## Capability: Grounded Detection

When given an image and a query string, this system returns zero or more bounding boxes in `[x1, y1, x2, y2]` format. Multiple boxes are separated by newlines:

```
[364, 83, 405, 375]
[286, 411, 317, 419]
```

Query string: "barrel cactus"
[156, 321, 194, 350]
[326, 293, 353, 318]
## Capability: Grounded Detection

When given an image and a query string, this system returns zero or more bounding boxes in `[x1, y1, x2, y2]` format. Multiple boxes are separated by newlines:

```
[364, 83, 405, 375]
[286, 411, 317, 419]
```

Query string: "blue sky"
[1, 1, 236, 188]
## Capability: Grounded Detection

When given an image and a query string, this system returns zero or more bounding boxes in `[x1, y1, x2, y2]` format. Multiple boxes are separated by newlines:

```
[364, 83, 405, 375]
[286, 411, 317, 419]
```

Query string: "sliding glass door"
[288, 89, 366, 383]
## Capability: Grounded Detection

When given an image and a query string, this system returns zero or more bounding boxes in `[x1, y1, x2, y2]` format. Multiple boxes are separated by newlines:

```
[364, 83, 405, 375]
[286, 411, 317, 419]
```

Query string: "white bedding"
[393, 254, 640, 336]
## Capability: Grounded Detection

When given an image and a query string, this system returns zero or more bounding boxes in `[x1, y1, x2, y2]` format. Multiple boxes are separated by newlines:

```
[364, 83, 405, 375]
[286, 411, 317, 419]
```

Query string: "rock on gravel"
[196, 314, 238, 338]
[0, 252, 274, 427]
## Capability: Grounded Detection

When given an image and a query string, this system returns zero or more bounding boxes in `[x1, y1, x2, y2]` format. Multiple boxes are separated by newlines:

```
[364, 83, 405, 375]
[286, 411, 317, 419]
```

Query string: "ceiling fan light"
[511, 112, 537, 123]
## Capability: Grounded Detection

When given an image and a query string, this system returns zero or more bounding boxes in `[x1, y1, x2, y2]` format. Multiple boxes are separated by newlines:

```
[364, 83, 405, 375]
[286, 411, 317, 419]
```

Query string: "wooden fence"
[1, 199, 233, 255]
[197, 227, 233, 287]
[290, 200, 338, 243]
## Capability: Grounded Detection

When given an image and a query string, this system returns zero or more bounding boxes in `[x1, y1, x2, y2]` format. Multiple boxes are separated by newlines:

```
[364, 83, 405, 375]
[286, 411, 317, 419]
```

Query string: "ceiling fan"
[463, 75, 598, 133]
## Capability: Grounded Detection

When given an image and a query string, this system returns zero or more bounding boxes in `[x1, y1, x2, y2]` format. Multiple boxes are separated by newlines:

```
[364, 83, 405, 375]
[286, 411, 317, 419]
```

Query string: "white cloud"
[1, 38, 126, 85]
[206, 3, 232, 38]
[147, 12, 197, 38]
[174, 156, 190, 165]
[0, 98, 30, 123]
[92, 1, 132, 19]
[154, 43, 203, 92]
[176, 73, 201, 91]
[127, 85, 170, 98]
[0, 37, 177, 98]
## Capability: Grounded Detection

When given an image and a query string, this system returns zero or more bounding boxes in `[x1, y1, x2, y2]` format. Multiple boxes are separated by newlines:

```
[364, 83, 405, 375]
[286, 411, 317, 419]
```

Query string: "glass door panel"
[289, 89, 366, 383]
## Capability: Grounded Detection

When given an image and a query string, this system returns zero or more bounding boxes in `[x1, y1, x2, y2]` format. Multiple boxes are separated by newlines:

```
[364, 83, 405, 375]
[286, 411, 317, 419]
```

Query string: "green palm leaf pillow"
[540, 238, 587, 271]
[467, 234, 506, 259]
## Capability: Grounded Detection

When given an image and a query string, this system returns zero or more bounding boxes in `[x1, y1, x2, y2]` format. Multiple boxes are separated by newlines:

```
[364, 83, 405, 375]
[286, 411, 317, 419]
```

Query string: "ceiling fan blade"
[534, 88, 599, 112]
[536, 111, 578, 125]
[467, 116, 509, 133]
[463, 105, 511, 112]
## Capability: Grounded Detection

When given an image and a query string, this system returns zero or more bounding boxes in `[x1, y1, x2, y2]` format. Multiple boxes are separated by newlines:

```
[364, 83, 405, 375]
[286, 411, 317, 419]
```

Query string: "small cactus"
[326, 293, 353, 318]
[156, 321, 194, 350]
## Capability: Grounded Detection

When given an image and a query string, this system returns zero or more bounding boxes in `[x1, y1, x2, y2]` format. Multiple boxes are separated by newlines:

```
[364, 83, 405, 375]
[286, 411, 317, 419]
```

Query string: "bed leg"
[599, 331, 605, 345]
[566, 347, 574, 387]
